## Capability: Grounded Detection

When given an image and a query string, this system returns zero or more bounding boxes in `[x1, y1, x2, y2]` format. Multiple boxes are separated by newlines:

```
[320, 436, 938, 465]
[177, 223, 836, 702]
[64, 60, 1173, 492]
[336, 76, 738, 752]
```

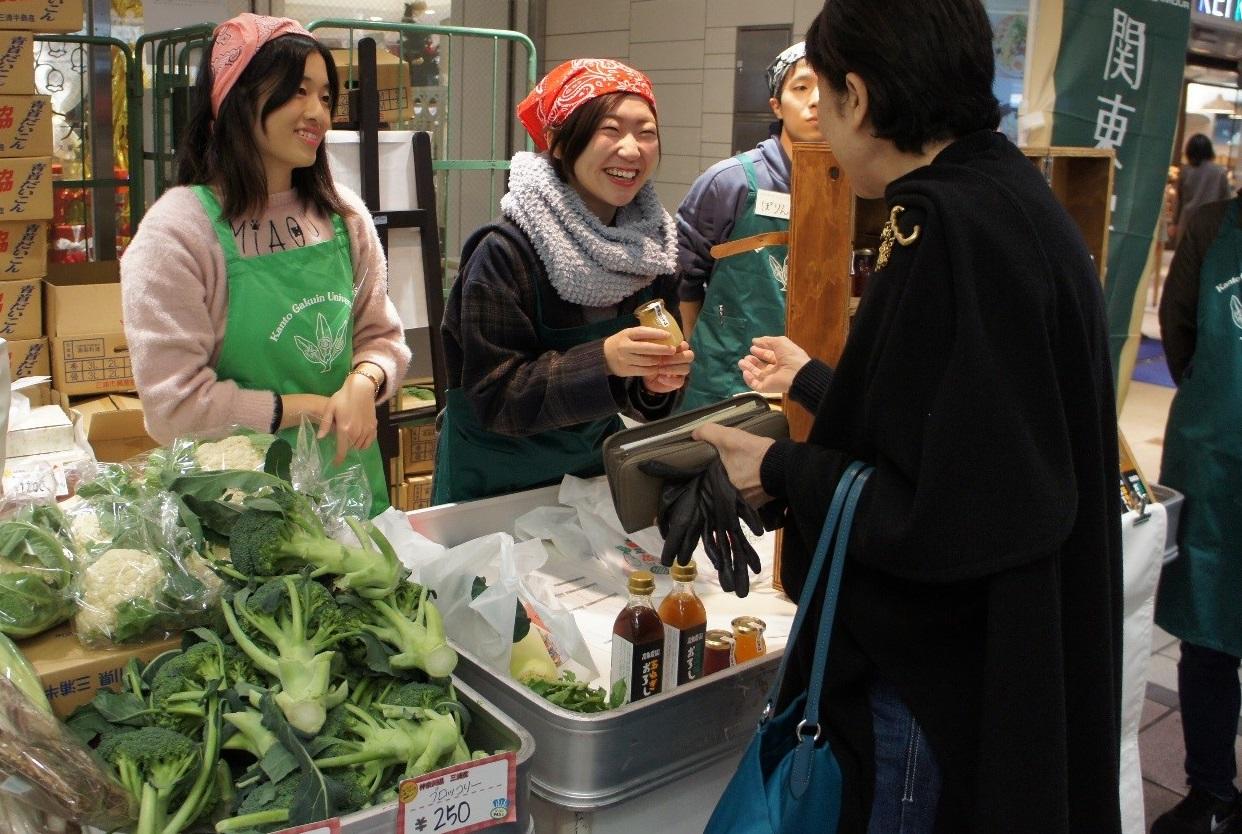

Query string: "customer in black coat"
[694, 1, 1123, 832]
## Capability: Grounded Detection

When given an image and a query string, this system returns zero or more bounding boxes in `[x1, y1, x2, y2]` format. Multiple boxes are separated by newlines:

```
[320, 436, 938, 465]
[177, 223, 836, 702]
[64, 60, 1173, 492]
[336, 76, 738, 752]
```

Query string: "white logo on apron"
[769, 253, 788, 293]
[294, 312, 347, 372]
[1231, 295, 1242, 332]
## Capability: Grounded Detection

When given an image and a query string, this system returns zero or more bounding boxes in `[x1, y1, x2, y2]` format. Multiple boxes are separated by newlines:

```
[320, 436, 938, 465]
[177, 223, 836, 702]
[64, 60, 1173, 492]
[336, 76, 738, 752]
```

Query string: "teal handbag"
[705, 462, 873, 834]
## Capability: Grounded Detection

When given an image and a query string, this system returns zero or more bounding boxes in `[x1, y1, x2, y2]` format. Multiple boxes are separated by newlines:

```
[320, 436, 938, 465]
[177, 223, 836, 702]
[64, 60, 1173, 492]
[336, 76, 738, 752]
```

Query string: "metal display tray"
[451, 642, 778, 810]
[338, 676, 535, 833]
[1150, 483, 1183, 565]
[408, 484, 783, 810]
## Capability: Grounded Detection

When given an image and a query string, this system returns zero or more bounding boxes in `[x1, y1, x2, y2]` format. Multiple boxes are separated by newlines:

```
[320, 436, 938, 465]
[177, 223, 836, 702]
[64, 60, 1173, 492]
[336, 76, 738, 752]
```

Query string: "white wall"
[540, 0, 823, 210]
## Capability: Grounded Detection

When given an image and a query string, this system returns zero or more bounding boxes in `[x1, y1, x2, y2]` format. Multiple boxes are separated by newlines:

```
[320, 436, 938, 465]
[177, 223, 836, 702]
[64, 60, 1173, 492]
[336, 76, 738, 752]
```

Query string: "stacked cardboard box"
[1, 0, 82, 391]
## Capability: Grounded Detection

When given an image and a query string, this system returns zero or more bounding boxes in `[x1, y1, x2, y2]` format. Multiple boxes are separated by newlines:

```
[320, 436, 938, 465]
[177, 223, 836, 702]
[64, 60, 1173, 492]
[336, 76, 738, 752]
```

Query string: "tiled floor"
[1121, 299, 1241, 831]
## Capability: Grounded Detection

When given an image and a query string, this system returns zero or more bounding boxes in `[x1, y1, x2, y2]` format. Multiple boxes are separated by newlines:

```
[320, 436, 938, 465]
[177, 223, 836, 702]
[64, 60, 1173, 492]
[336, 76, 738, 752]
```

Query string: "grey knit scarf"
[500, 151, 678, 307]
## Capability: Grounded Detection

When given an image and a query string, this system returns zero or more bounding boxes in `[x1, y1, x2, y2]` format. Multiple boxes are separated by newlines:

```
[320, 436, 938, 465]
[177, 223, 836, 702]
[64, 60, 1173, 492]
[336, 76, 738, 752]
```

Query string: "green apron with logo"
[191, 186, 389, 518]
[1155, 198, 1242, 657]
[431, 275, 650, 505]
[680, 154, 789, 411]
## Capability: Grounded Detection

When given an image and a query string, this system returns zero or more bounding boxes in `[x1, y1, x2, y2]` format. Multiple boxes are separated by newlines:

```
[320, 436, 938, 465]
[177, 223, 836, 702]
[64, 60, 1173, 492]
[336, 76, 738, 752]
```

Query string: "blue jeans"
[867, 680, 942, 834]
[1178, 640, 1241, 801]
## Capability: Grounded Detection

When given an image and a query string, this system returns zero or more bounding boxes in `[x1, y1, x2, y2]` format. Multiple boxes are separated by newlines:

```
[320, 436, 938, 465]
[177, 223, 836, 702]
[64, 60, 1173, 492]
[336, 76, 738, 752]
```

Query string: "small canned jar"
[731, 616, 768, 663]
[850, 248, 876, 297]
[703, 629, 734, 675]
[635, 299, 685, 348]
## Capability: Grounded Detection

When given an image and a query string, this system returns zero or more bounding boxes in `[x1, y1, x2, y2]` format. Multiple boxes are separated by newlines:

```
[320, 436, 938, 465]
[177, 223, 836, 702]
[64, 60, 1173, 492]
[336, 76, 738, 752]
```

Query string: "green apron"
[1155, 198, 1242, 656]
[191, 186, 389, 518]
[431, 276, 650, 505]
[680, 154, 789, 411]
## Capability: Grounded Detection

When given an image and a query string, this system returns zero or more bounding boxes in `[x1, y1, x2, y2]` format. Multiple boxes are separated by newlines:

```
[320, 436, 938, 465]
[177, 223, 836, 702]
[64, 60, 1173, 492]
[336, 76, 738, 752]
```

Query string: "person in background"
[694, 0, 1123, 830]
[121, 14, 410, 518]
[673, 42, 821, 410]
[433, 59, 693, 504]
[1170, 133, 1231, 247]
[1150, 192, 1242, 834]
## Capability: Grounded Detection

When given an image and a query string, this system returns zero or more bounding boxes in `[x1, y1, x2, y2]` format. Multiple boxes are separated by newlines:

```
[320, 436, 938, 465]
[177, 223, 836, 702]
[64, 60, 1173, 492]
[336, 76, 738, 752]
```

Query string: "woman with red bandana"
[121, 14, 409, 517]
[433, 59, 694, 504]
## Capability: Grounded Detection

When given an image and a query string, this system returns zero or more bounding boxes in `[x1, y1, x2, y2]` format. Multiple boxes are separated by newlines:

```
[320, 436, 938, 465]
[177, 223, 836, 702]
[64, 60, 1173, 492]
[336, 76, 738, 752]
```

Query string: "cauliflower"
[192, 435, 271, 472]
[74, 548, 165, 644]
[69, 508, 107, 549]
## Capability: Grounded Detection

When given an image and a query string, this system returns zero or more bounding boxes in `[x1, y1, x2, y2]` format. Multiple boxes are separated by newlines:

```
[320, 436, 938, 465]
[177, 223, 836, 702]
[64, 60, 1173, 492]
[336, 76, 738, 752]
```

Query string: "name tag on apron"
[755, 189, 791, 221]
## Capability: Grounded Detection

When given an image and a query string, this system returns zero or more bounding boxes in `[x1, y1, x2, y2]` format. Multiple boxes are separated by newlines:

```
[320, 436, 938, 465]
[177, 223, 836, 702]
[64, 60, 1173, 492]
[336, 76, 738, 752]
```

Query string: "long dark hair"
[176, 34, 352, 222]
[547, 92, 660, 183]
[806, 0, 999, 154]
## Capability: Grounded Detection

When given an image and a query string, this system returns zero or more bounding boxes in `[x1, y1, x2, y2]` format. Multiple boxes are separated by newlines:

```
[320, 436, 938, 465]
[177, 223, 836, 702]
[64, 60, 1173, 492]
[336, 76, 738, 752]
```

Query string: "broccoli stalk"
[98, 727, 199, 834]
[228, 505, 402, 599]
[212, 772, 302, 833]
[313, 702, 462, 778]
[221, 576, 352, 734]
[350, 583, 458, 678]
[222, 709, 279, 758]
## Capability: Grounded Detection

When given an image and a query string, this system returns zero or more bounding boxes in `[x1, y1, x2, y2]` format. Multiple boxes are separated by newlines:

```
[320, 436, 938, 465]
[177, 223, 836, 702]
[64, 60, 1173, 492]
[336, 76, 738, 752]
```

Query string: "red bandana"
[210, 13, 314, 118]
[517, 59, 656, 151]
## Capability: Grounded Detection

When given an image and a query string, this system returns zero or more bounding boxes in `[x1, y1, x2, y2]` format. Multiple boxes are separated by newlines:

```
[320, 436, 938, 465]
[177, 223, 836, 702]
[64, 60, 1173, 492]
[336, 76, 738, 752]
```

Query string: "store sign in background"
[1050, 0, 1190, 378]
[1195, 0, 1242, 22]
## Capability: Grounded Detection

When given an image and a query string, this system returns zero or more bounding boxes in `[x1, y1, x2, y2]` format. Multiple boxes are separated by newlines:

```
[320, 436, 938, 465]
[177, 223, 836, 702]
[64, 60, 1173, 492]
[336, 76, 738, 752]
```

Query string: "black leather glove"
[702, 458, 764, 598]
[638, 456, 714, 567]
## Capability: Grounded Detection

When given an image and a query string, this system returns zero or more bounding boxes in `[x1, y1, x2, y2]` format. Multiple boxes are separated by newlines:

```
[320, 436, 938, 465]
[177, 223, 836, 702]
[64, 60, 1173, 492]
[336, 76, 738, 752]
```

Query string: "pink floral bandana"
[210, 13, 314, 118]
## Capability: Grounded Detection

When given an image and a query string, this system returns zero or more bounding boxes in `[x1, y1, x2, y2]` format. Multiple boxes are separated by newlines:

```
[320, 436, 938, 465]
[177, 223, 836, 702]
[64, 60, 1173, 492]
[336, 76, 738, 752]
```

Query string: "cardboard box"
[6, 402, 72, 456]
[18, 623, 181, 717]
[0, 95, 49, 157]
[0, 32, 32, 95]
[43, 261, 133, 395]
[0, 0, 84, 33]
[408, 473, 433, 509]
[0, 219, 47, 277]
[68, 393, 157, 462]
[6, 334, 47, 377]
[330, 47, 401, 96]
[0, 155, 50, 219]
[400, 420, 436, 475]
[0, 276, 40, 338]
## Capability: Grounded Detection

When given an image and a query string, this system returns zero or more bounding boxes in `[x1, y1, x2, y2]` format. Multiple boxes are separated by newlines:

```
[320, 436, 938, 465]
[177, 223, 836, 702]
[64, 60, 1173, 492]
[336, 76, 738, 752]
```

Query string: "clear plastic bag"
[72, 492, 223, 648]
[0, 508, 78, 640]
[289, 414, 372, 528]
[419, 533, 598, 682]
[0, 634, 132, 830]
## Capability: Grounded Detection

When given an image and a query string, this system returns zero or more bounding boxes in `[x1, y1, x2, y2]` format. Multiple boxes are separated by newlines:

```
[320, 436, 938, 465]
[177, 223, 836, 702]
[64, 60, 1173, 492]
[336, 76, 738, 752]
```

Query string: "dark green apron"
[192, 186, 389, 518]
[1155, 198, 1242, 657]
[431, 276, 649, 505]
[680, 154, 789, 411]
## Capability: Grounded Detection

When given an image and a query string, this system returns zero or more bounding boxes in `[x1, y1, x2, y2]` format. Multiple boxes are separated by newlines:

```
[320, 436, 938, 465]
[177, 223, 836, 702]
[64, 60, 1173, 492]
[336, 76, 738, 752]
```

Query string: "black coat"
[760, 131, 1123, 833]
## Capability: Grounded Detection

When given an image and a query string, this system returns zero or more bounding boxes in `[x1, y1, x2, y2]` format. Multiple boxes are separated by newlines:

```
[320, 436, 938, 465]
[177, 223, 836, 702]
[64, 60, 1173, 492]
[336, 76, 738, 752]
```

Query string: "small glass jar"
[703, 629, 734, 675]
[634, 299, 685, 348]
[731, 616, 768, 664]
[850, 248, 876, 297]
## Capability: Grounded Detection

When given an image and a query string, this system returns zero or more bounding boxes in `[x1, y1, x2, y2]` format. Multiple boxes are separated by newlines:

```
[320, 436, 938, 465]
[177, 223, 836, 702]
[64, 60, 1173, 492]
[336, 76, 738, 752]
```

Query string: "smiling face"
[559, 94, 660, 223]
[771, 59, 820, 144]
[253, 51, 331, 193]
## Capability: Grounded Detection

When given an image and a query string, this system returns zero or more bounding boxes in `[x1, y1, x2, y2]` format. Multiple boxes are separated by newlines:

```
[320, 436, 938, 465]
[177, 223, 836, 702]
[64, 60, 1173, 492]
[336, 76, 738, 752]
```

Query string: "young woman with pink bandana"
[121, 14, 409, 516]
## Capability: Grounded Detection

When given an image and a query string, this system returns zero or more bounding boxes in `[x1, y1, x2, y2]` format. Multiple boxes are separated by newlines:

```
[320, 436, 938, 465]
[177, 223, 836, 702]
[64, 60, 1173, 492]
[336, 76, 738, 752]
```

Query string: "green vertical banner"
[1050, 0, 1190, 377]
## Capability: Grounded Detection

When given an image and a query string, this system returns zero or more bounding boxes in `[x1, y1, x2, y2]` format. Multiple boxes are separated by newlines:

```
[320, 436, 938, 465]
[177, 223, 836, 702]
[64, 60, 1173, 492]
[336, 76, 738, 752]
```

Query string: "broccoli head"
[98, 726, 199, 834]
[150, 642, 253, 732]
[213, 772, 303, 833]
[228, 508, 401, 600]
[221, 576, 353, 734]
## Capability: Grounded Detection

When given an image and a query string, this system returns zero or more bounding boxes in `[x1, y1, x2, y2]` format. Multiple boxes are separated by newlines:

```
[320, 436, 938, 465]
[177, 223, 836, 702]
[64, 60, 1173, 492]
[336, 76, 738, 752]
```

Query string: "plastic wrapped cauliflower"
[74, 547, 223, 647]
[192, 434, 275, 472]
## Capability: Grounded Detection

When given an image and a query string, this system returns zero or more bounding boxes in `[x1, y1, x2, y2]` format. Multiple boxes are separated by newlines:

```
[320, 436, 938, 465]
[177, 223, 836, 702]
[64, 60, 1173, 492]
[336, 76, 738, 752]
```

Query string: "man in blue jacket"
[675, 42, 823, 410]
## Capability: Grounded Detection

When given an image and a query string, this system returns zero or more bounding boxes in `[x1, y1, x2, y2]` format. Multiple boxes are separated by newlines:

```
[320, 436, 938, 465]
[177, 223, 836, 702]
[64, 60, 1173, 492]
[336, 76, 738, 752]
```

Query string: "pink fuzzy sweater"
[120, 185, 411, 443]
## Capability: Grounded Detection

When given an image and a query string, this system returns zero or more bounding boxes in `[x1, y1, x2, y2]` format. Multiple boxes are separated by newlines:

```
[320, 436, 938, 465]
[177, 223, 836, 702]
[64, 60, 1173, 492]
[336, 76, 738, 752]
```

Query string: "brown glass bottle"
[610, 571, 665, 704]
[659, 561, 707, 691]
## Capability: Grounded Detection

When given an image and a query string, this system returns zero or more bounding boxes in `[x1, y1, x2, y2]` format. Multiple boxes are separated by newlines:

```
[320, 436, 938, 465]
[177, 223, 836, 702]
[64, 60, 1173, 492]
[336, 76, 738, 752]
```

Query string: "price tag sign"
[272, 820, 340, 834]
[396, 752, 517, 834]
